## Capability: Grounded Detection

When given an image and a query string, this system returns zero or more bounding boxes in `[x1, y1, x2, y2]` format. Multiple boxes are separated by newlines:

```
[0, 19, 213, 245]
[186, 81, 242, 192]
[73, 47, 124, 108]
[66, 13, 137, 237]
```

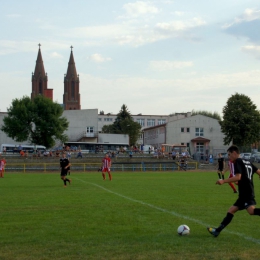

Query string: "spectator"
[76, 150, 83, 159]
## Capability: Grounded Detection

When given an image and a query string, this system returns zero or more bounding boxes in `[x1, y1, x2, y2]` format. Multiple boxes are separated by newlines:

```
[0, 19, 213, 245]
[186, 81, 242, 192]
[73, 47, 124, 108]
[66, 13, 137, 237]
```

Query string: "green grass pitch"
[1, 171, 260, 260]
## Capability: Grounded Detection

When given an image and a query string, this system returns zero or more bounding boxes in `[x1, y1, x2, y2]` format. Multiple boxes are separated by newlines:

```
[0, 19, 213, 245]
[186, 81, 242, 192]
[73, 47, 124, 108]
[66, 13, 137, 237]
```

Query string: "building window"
[71, 81, 75, 99]
[187, 128, 190, 133]
[158, 119, 166, 125]
[98, 118, 102, 121]
[147, 119, 155, 127]
[187, 143, 190, 148]
[86, 127, 94, 137]
[195, 128, 204, 136]
[181, 127, 184, 132]
[181, 143, 184, 145]
[39, 80, 42, 94]
[136, 119, 145, 127]
[196, 142, 204, 153]
[104, 118, 113, 122]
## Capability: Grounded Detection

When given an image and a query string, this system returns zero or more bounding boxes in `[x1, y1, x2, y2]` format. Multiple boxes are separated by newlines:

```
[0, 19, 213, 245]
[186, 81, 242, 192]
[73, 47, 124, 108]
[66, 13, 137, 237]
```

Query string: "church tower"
[63, 46, 81, 110]
[31, 44, 53, 100]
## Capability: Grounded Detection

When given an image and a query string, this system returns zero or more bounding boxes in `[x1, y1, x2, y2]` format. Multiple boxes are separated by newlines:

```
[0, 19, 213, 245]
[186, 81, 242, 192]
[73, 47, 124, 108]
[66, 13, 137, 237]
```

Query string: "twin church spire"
[31, 44, 81, 110]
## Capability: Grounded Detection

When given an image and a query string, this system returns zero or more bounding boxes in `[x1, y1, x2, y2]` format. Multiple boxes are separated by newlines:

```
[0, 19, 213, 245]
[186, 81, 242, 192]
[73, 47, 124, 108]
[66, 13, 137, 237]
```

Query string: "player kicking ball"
[208, 145, 260, 237]
[101, 153, 112, 181]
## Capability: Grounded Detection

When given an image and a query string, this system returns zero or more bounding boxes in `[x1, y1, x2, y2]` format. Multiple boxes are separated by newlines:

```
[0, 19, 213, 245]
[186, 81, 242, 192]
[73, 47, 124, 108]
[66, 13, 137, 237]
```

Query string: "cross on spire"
[38, 43, 41, 49]
[70, 45, 73, 51]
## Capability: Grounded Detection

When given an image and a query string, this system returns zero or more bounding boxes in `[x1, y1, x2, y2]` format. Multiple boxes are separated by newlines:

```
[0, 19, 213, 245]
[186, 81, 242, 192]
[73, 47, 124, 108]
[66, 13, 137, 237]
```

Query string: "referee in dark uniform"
[208, 145, 260, 237]
[60, 152, 71, 187]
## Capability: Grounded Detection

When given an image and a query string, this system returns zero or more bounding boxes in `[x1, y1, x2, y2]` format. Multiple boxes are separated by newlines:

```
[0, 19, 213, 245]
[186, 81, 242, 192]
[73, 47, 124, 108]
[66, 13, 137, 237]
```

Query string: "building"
[31, 44, 53, 100]
[32, 44, 81, 110]
[143, 114, 229, 156]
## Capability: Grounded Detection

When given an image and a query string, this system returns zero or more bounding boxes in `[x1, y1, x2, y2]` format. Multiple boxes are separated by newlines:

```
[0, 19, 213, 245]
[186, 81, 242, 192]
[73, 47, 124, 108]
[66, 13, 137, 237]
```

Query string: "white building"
[143, 114, 229, 156]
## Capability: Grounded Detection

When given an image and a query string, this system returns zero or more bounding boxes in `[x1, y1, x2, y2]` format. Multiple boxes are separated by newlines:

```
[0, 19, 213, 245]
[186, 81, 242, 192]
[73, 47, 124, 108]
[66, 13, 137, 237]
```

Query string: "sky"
[1, 0, 260, 116]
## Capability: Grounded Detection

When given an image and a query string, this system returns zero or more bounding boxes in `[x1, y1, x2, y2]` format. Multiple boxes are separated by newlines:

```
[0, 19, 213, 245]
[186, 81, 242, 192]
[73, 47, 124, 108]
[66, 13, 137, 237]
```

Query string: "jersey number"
[245, 165, 253, 180]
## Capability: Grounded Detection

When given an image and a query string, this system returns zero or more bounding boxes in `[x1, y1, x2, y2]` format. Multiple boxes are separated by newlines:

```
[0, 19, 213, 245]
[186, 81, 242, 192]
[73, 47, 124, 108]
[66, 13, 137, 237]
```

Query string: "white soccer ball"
[177, 224, 190, 236]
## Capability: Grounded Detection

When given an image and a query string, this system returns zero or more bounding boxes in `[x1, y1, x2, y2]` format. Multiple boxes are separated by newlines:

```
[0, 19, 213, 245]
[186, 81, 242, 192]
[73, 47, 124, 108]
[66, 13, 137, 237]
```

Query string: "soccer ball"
[177, 224, 190, 236]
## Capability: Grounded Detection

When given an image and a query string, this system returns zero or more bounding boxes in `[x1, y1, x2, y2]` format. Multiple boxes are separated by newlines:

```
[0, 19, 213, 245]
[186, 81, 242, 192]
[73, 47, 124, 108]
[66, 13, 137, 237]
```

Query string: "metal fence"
[4, 161, 198, 173]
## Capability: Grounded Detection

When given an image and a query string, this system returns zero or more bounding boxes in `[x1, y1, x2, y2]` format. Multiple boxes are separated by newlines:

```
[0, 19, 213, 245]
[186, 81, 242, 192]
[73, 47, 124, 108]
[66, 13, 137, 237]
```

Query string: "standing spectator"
[76, 149, 83, 159]
[3, 146, 6, 154]
[60, 152, 71, 187]
[101, 153, 112, 181]
[209, 154, 214, 164]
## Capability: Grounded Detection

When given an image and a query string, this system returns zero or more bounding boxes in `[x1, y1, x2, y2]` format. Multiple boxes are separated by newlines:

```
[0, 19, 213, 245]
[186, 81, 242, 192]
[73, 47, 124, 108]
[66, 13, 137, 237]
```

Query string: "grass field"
[1, 171, 260, 260]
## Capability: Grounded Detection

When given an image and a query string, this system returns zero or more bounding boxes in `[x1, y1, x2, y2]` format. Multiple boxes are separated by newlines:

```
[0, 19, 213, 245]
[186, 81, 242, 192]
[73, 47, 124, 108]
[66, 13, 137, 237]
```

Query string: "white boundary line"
[75, 177, 260, 244]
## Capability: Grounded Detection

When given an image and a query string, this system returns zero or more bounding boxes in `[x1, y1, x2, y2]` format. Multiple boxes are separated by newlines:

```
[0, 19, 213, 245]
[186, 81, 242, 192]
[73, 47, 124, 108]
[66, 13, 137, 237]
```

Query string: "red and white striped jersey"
[102, 157, 111, 168]
[228, 160, 235, 177]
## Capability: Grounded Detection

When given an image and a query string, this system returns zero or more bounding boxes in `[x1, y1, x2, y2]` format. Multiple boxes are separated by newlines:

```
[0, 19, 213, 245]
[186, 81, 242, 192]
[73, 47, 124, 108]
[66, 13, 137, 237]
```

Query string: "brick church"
[31, 44, 81, 110]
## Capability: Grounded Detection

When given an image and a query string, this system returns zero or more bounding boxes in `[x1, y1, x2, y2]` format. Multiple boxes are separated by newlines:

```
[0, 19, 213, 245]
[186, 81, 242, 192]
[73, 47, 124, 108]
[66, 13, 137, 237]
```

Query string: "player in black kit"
[60, 152, 71, 187]
[208, 145, 260, 237]
[217, 153, 225, 180]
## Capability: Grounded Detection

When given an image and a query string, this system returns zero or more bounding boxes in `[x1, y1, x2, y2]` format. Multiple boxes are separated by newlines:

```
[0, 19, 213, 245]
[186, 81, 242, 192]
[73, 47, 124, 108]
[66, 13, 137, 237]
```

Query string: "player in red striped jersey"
[101, 154, 112, 181]
[224, 160, 238, 193]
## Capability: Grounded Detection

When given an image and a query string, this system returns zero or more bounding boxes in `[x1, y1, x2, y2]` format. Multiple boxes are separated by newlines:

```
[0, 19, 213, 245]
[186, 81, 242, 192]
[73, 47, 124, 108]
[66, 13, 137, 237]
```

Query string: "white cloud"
[123, 1, 159, 17]
[50, 52, 63, 59]
[223, 8, 260, 29]
[88, 53, 112, 63]
[6, 14, 21, 18]
[0, 40, 71, 55]
[241, 45, 260, 58]
[174, 11, 185, 17]
[149, 60, 193, 71]
[66, 16, 206, 48]
[155, 17, 206, 32]
[76, 69, 260, 115]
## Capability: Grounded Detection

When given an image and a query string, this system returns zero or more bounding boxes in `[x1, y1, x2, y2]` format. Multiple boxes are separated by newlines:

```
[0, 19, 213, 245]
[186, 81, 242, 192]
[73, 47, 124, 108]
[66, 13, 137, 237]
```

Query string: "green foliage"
[1, 95, 69, 148]
[220, 93, 260, 146]
[102, 104, 141, 145]
[191, 110, 221, 120]
[1, 172, 260, 260]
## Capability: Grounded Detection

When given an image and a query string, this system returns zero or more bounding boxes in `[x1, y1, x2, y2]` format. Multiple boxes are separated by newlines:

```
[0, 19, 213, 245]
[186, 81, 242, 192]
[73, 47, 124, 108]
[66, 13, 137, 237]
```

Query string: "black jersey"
[60, 158, 70, 170]
[218, 157, 224, 169]
[234, 158, 258, 200]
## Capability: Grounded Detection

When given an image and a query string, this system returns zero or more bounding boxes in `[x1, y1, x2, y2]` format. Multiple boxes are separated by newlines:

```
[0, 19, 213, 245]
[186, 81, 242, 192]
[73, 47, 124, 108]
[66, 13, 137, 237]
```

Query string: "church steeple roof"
[34, 43, 46, 76]
[65, 46, 78, 79]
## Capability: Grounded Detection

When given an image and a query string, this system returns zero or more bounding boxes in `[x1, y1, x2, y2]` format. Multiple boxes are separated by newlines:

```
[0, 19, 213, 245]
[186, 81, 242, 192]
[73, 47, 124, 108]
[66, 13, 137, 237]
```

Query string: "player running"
[101, 153, 112, 181]
[60, 152, 71, 187]
[224, 160, 238, 193]
[208, 145, 260, 237]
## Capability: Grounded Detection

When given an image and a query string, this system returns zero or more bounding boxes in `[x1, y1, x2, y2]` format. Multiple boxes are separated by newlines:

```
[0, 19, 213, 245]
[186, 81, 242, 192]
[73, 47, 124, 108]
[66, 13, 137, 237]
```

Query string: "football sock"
[254, 208, 260, 215]
[221, 174, 225, 180]
[218, 173, 221, 179]
[216, 212, 234, 232]
[63, 180, 66, 185]
[65, 178, 70, 183]
[229, 182, 237, 192]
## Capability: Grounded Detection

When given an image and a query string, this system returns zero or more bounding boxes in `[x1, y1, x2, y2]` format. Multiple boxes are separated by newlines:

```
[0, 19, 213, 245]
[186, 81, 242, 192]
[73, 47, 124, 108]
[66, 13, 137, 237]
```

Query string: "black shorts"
[218, 167, 224, 172]
[60, 170, 68, 176]
[233, 198, 256, 210]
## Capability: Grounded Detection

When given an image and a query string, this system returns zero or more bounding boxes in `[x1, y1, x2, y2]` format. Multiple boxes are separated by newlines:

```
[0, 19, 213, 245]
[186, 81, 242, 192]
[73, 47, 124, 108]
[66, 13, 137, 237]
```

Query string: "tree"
[191, 110, 221, 121]
[220, 93, 260, 147]
[1, 95, 69, 148]
[102, 104, 141, 146]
